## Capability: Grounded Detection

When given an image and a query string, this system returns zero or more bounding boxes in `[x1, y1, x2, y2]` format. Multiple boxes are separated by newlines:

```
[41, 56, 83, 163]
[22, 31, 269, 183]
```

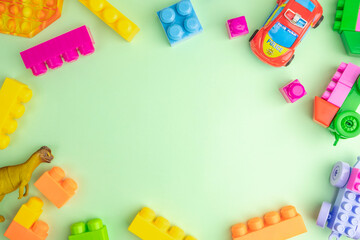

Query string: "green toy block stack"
[68, 219, 109, 240]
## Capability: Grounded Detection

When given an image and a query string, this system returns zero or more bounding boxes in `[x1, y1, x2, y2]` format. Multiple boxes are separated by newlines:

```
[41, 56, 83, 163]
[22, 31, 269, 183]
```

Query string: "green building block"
[68, 218, 109, 240]
[334, 0, 360, 32]
[341, 31, 360, 56]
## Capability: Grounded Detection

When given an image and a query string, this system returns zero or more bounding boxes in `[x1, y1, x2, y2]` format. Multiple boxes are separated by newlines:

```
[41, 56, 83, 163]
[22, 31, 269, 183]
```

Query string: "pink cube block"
[322, 82, 351, 108]
[279, 79, 307, 103]
[226, 16, 249, 39]
[347, 168, 360, 193]
[20, 25, 95, 76]
[336, 62, 360, 88]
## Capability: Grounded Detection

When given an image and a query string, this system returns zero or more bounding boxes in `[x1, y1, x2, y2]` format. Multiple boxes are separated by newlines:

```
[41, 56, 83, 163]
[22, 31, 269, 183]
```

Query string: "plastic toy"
[13, 197, 43, 229]
[128, 207, 196, 240]
[279, 79, 307, 103]
[231, 205, 306, 240]
[4, 220, 49, 240]
[0, 78, 32, 150]
[0, 0, 63, 38]
[34, 167, 77, 208]
[226, 16, 249, 39]
[317, 158, 360, 239]
[334, 0, 360, 56]
[20, 25, 95, 76]
[313, 62, 360, 146]
[68, 218, 108, 240]
[249, 0, 324, 67]
[157, 0, 203, 46]
[0, 146, 53, 222]
[78, 0, 139, 42]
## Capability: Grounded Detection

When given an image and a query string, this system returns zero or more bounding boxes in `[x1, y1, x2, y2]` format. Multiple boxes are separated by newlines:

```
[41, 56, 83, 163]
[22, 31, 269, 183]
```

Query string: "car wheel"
[285, 55, 294, 67]
[330, 161, 351, 188]
[334, 111, 360, 139]
[249, 30, 258, 42]
[317, 202, 332, 228]
[313, 15, 324, 29]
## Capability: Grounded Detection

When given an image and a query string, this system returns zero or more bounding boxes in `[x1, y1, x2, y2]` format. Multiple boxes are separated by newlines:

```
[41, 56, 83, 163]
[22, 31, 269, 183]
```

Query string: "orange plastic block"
[0, 0, 64, 38]
[13, 197, 43, 229]
[34, 167, 78, 208]
[313, 96, 340, 128]
[231, 206, 307, 240]
[4, 220, 49, 240]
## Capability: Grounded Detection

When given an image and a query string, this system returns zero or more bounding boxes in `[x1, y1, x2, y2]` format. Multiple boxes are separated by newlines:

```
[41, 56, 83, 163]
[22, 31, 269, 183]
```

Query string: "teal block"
[68, 219, 109, 240]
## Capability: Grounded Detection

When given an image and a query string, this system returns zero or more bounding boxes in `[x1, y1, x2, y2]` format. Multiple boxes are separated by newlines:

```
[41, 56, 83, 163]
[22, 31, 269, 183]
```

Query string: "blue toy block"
[157, 0, 203, 46]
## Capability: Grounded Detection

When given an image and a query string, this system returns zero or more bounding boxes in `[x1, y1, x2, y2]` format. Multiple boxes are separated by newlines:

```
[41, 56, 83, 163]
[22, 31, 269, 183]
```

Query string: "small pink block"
[279, 79, 307, 103]
[20, 25, 95, 76]
[356, 8, 360, 32]
[335, 62, 360, 88]
[347, 168, 360, 193]
[226, 16, 249, 39]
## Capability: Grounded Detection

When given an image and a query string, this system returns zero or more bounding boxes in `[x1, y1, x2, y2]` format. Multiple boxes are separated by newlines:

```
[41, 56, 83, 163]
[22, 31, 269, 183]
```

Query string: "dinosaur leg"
[0, 195, 5, 222]
[24, 184, 29, 197]
[18, 182, 27, 199]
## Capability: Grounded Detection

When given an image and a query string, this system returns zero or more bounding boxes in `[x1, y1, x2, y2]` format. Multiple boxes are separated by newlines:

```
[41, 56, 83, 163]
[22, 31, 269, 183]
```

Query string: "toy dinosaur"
[0, 146, 53, 222]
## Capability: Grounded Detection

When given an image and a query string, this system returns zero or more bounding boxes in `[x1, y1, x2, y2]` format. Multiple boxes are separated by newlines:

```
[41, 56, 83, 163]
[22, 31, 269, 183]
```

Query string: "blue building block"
[157, 0, 203, 46]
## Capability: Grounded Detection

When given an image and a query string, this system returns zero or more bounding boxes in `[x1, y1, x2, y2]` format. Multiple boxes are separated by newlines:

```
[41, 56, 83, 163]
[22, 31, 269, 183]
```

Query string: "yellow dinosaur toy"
[0, 146, 53, 222]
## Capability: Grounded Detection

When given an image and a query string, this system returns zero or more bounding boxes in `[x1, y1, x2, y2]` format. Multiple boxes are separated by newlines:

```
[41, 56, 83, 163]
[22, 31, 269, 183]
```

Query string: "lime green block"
[334, 0, 360, 32]
[68, 219, 109, 240]
[341, 31, 360, 56]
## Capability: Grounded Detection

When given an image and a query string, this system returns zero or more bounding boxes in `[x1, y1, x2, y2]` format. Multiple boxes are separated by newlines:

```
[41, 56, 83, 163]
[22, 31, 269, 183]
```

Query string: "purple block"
[279, 79, 307, 103]
[226, 16, 249, 39]
[20, 25, 95, 76]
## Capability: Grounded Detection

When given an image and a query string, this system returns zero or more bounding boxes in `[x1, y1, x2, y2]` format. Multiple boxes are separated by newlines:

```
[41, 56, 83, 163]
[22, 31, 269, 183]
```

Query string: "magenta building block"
[322, 81, 351, 108]
[335, 62, 360, 88]
[226, 16, 249, 39]
[20, 25, 95, 76]
[347, 168, 360, 193]
[279, 79, 307, 103]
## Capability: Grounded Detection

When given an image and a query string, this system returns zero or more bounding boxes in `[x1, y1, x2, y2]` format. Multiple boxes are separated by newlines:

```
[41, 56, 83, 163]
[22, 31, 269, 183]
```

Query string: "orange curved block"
[0, 0, 64, 38]
[13, 197, 43, 229]
[34, 167, 78, 208]
[231, 206, 307, 240]
[313, 96, 340, 128]
[4, 220, 49, 240]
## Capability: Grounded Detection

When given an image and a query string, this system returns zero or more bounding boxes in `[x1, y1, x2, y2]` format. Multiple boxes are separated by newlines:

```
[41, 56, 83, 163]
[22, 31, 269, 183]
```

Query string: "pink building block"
[226, 16, 249, 39]
[279, 79, 307, 103]
[356, 8, 360, 32]
[347, 168, 360, 193]
[20, 26, 95, 76]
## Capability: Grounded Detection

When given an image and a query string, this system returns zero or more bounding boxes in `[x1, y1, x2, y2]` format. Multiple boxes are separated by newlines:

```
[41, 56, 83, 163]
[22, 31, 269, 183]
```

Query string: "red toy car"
[249, 0, 323, 67]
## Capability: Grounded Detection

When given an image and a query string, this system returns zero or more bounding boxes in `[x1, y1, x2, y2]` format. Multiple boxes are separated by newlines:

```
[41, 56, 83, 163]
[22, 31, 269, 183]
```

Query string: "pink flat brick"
[20, 26, 95, 76]
[347, 168, 360, 193]
[279, 79, 307, 103]
[332, 62, 360, 88]
[226, 16, 249, 39]
[324, 82, 351, 108]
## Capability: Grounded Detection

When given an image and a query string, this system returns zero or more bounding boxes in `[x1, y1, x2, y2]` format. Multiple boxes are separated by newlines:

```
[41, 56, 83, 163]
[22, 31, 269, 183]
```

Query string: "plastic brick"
[334, 0, 360, 32]
[279, 79, 307, 103]
[0, 0, 63, 38]
[231, 206, 307, 240]
[226, 16, 249, 39]
[313, 96, 340, 127]
[34, 167, 78, 208]
[20, 25, 95, 76]
[324, 82, 351, 108]
[0, 78, 32, 150]
[357, 9, 360, 31]
[157, 0, 203, 46]
[128, 207, 196, 240]
[13, 197, 43, 229]
[347, 168, 360, 192]
[4, 220, 49, 240]
[341, 31, 360, 56]
[68, 219, 109, 240]
[78, 0, 139, 42]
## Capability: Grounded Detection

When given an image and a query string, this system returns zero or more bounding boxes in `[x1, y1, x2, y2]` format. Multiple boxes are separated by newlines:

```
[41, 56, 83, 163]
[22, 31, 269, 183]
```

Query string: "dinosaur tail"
[0, 215, 4, 222]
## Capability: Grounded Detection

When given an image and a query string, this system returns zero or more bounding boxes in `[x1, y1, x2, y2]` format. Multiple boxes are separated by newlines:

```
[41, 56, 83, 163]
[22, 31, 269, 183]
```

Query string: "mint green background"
[0, 0, 360, 239]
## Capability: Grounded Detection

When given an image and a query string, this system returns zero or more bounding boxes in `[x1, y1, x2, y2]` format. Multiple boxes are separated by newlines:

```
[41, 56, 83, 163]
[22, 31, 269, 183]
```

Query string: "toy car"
[249, 0, 323, 67]
[317, 159, 360, 240]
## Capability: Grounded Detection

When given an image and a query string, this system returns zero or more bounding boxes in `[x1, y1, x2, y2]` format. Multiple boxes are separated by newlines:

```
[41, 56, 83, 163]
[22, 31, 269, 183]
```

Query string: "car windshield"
[268, 22, 298, 48]
[295, 0, 315, 12]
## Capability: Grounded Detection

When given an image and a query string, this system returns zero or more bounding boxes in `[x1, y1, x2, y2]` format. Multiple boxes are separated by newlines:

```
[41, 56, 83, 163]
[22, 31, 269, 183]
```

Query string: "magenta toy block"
[322, 82, 351, 108]
[226, 16, 249, 39]
[20, 26, 95, 76]
[279, 79, 307, 103]
[347, 168, 360, 193]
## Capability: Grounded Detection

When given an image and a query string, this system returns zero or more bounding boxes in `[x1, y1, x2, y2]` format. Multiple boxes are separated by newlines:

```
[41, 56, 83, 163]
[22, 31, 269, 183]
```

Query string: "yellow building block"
[78, 0, 140, 42]
[13, 197, 43, 229]
[0, 78, 32, 150]
[128, 207, 196, 240]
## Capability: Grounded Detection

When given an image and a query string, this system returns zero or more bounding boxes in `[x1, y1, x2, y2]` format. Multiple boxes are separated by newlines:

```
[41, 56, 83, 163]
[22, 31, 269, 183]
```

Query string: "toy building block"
[4, 220, 49, 240]
[68, 218, 109, 240]
[347, 168, 360, 192]
[128, 207, 196, 240]
[226, 16, 249, 39]
[20, 25, 95, 76]
[34, 167, 78, 208]
[157, 0, 203, 46]
[341, 31, 360, 56]
[231, 205, 307, 240]
[313, 96, 340, 128]
[279, 79, 307, 103]
[0, 78, 32, 150]
[0, 0, 63, 38]
[78, 0, 139, 42]
[13, 197, 43, 229]
[333, 0, 360, 32]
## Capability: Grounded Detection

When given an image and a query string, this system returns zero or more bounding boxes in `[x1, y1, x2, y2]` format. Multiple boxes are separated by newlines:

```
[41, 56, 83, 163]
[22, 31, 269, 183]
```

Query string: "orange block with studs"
[231, 206, 307, 240]
[313, 96, 340, 127]
[4, 220, 49, 240]
[34, 167, 78, 208]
